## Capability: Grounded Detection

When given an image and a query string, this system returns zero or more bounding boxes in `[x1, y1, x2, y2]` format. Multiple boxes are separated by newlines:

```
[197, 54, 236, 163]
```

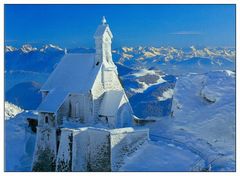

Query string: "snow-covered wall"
[56, 127, 149, 171]
[72, 128, 89, 171]
[38, 112, 55, 127]
[116, 100, 133, 128]
[71, 128, 111, 171]
[32, 127, 57, 171]
[56, 129, 73, 171]
[68, 93, 92, 123]
[91, 68, 105, 121]
[88, 128, 111, 171]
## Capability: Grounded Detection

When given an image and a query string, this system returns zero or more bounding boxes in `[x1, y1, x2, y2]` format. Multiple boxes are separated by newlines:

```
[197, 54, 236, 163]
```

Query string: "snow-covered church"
[32, 17, 149, 172]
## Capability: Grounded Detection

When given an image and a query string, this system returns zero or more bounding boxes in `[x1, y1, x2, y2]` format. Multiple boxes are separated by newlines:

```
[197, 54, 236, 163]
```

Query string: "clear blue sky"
[5, 4, 236, 48]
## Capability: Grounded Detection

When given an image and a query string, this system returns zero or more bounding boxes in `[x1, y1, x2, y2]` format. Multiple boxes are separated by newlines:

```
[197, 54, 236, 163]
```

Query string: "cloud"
[169, 31, 202, 35]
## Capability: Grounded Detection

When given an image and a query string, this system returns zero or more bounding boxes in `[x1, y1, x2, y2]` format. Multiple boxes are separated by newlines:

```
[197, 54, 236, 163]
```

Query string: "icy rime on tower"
[32, 17, 149, 171]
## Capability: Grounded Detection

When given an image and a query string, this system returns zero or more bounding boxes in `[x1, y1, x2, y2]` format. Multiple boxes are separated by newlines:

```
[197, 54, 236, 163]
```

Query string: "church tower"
[94, 16, 118, 90]
[94, 16, 116, 69]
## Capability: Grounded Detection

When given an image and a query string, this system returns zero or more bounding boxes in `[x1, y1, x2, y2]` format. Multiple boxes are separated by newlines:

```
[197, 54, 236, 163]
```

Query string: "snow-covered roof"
[99, 90, 125, 116]
[41, 53, 101, 93]
[37, 89, 69, 113]
[94, 24, 113, 38]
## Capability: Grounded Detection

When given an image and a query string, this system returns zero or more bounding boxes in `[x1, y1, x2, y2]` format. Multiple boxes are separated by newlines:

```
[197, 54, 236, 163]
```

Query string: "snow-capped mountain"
[113, 46, 235, 62]
[20, 44, 38, 53]
[4, 44, 235, 115]
[112, 46, 235, 75]
[5, 44, 235, 75]
[5, 101, 23, 119]
[39, 44, 64, 52]
[5, 46, 18, 52]
[5, 44, 65, 73]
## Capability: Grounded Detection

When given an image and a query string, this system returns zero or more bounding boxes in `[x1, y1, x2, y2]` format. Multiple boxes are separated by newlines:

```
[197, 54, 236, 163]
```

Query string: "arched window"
[45, 116, 49, 124]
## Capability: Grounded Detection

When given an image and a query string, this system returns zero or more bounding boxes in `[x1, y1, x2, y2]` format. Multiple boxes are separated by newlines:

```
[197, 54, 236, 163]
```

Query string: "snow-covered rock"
[5, 101, 23, 119]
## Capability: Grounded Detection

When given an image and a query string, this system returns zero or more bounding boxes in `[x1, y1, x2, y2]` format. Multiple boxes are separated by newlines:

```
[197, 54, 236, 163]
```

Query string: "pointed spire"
[102, 16, 107, 24]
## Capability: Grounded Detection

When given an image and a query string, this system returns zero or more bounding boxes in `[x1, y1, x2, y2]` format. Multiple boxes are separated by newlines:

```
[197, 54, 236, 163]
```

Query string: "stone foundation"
[57, 127, 149, 171]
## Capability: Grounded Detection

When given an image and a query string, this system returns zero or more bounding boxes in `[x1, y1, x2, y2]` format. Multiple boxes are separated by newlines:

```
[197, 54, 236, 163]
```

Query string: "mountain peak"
[21, 44, 37, 53]
[5, 46, 17, 52]
[40, 44, 63, 52]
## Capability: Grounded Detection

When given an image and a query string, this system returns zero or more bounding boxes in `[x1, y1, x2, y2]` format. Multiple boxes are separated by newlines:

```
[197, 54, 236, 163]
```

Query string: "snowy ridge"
[115, 46, 235, 61]
[5, 44, 64, 53]
[5, 101, 23, 119]
[6, 45, 235, 61]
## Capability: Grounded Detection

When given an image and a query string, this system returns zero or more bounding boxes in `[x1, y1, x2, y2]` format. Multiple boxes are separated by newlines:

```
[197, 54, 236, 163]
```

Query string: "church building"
[32, 17, 149, 172]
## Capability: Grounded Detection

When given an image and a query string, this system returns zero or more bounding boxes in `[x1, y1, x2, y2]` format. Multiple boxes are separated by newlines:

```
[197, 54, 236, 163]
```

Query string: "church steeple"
[102, 16, 107, 24]
[94, 16, 114, 68]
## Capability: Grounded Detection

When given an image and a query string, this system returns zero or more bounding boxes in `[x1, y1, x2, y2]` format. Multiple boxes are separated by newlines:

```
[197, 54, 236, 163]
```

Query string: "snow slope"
[121, 70, 235, 171]
[5, 110, 38, 171]
[120, 141, 202, 171]
[170, 70, 235, 171]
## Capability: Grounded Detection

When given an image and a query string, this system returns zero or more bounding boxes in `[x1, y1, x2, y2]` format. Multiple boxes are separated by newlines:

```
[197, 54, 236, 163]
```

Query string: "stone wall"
[71, 128, 89, 171]
[56, 129, 73, 171]
[32, 127, 57, 171]
[88, 128, 111, 171]
[56, 127, 149, 172]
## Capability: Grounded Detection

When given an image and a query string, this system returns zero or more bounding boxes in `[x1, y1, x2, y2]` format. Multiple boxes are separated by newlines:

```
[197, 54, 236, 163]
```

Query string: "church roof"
[41, 53, 101, 93]
[99, 90, 125, 116]
[37, 89, 69, 113]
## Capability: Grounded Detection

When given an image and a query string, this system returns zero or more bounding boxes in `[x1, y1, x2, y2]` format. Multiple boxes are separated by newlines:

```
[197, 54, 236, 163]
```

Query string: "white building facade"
[32, 17, 148, 172]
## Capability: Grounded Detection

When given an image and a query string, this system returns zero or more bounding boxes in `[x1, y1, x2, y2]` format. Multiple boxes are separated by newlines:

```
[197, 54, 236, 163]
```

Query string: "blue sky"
[5, 4, 236, 48]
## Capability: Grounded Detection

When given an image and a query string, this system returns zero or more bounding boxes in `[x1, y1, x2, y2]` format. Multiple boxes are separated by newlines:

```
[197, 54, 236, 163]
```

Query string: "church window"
[45, 116, 49, 124]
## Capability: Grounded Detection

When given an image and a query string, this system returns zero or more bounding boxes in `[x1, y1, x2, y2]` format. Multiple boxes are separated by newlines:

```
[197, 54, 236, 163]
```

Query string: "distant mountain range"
[4, 44, 236, 118]
[5, 44, 235, 74]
